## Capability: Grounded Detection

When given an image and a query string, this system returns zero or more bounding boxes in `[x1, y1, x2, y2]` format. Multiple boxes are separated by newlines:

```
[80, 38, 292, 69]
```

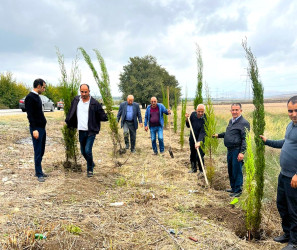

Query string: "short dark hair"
[33, 78, 45, 88]
[80, 84, 89, 90]
[287, 96, 297, 105]
[231, 103, 242, 109]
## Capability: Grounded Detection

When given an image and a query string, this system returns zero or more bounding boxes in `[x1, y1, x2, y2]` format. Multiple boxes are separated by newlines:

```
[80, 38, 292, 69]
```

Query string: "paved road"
[0, 108, 62, 116]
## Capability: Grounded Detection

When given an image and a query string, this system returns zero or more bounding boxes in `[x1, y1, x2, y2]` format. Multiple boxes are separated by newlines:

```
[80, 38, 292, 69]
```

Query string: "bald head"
[127, 95, 134, 105]
[150, 97, 157, 108]
[196, 104, 205, 118]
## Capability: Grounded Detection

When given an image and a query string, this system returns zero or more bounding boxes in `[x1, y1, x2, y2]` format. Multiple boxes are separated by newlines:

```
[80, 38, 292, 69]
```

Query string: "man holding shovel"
[185, 104, 206, 174]
[213, 103, 250, 197]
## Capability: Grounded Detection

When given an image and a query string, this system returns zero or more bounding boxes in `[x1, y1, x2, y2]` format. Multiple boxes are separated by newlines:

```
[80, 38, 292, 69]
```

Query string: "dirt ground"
[0, 105, 284, 249]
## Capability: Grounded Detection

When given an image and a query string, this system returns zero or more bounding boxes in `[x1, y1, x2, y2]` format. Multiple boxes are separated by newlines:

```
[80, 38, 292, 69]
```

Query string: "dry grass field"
[0, 103, 290, 249]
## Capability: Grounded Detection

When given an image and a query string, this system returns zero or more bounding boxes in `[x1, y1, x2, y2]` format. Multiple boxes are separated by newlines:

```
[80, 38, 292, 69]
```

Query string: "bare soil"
[0, 107, 283, 249]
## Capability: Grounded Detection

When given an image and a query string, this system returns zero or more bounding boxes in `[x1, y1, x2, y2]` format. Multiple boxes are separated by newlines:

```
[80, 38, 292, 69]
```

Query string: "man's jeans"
[277, 173, 297, 245]
[79, 131, 96, 172]
[30, 127, 46, 177]
[150, 126, 164, 153]
[227, 149, 243, 193]
[123, 121, 136, 150]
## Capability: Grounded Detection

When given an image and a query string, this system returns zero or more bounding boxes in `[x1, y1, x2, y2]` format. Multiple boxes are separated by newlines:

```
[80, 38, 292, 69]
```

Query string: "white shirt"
[77, 97, 90, 131]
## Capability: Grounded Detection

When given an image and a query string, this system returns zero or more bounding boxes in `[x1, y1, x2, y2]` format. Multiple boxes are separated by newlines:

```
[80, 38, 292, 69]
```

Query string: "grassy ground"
[0, 103, 290, 249]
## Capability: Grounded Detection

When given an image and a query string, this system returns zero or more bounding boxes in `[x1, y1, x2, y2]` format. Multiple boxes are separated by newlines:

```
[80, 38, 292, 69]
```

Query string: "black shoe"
[37, 176, 45, 182]
[281, 244, 297, 250]
[274, 234, 290, 243]
[131, 149, 136, 153]
[125, 144, 129, 149]
[87, 171, 93, 178]
[188, 169, 197, 173]
[153, 151, 158, 155]
[42, 173, 48, 178]
[225, 188, 233, 193]
[230, 192, 242, 197]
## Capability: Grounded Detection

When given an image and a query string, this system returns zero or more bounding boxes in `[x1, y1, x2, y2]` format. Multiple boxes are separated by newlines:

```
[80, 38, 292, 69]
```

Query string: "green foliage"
[161, 84, 168, 128]
[242, 38, 265, 232]
[65, 224, 82, 235]
[0, 72, 29, 108]
[201, 86, 218, 185]
[179, 96, 187, 149]
[56, 48, 80, 167]
[118, 55, 181, 109]
[173, 89, 178, 133]
[241, 129, 257, 233]
[79, 47, 122, 154]
[193, 44, 203, 110]
[115, 177, 127, 187]
[44, 83, 63, 104]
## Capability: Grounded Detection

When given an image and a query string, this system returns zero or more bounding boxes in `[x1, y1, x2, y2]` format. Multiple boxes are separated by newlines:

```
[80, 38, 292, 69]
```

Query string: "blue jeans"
[227, 149, 243, 193]
[79, 131, 96, 172]
[277, 173, 297, 244]
[150, 126, 164, 153]
[30, 127, 46, 177]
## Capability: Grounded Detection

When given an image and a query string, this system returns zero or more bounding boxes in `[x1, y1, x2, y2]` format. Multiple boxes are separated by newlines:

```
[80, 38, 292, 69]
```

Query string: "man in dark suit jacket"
[117, 95, 142, 153]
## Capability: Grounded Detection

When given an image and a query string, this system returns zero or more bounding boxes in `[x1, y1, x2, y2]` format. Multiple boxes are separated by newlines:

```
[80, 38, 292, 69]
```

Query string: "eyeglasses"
[288, 109, 297, 113]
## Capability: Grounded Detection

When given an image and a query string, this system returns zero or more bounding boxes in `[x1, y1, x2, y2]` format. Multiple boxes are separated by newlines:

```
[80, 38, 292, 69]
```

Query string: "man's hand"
[259, 135, 267, 142]
[291, 175, 297, 188]
[167, 109, 171, 115]
[139, 123, 143, 128]
[237, 153, 244, 162]
[212, 134, 218, 138]
[145, 126, 148, 132]
[195, 142, 200, 149]
[33, 130, 39, 139]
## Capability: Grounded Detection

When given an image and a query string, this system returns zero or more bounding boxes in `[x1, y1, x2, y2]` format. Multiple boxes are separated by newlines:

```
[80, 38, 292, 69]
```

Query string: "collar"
[31, 90, 39, 95]
[79, 95, 91, 104]
[232, 115, 242, 123]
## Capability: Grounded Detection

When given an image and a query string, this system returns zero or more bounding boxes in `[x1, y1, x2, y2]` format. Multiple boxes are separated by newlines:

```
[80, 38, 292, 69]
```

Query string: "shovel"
[167, 86, 174, 158]
[187, 117, 209, 186]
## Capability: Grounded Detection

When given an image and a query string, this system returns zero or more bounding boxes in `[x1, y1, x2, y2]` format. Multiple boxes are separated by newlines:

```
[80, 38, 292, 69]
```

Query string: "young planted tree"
[56, 48, 81, 171]
[242, 129, 256, 239]
[173, 89, 178, 133]
[201, 86, 218, 185]
[242, 38, 265, 233]
[179, 96, 187, 149]
[161, 83, 168, 128]
[193, 44, 203, 110]
[79, 48, 123, 155]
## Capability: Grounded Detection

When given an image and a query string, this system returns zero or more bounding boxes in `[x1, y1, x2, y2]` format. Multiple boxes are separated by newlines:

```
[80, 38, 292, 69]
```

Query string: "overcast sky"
[0, 0, 296, 99]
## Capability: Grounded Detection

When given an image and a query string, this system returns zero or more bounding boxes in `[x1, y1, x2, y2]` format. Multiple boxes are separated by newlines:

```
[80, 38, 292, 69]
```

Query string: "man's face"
[80, 85, 90, 100]
[127, 97, 134, 105]
[150, 98, 157, 108]
[196, 106, 205, 118]
[288, 101, 297, 124]
[231, 105, 242, 119]
[37, 83, 46, 94]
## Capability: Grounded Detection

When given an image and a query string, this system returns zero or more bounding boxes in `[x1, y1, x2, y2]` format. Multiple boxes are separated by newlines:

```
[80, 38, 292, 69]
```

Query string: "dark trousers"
[79, 131, 96, 172]
[123, 121, 136, 150]
[277, 173, 297, 244]
[227, 149, 243, 193]
[189, 139, 205, 172]
[30, 127, 46, 177]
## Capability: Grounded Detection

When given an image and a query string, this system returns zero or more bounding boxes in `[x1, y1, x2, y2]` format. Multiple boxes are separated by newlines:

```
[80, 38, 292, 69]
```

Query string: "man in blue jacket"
[117, 95, 142, 153]
[260, 96, 297, 250]
[144, 96, 171, 155]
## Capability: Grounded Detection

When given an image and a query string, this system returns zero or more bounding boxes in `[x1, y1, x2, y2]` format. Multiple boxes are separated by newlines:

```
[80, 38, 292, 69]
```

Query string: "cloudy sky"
[0, 0, 296, 99]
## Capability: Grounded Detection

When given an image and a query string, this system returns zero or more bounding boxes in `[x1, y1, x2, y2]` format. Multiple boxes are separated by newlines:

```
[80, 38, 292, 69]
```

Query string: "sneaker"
[42, 173, 49, 178]
[188, 169, 197, 173]
[153, 151, 158, 155]
[37, 176, 45, 182]
[160, 151, 165, 154]
[281, 244, 297, 250]
[225, 188, 233, 193]
[273, 234, 290, 243]
[131, 149, 136, 153]
[87, 171, 93, 178]
[125, 144, 129, 149]
[230, 192, 242, 197]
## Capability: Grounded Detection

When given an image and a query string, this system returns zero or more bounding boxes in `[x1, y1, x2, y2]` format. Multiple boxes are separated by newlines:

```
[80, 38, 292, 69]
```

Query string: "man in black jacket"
[25, 78, 47, 182]
[117, 95, 142, 153]
[65, 84, 108, 177]
[214, 103, 250, 197]
[185, 104, 206, 173]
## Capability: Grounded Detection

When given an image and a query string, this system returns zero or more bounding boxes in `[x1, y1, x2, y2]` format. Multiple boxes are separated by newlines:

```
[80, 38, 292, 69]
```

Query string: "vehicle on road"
[19, 95, 55, 112]
[57, 100, 64, 110]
